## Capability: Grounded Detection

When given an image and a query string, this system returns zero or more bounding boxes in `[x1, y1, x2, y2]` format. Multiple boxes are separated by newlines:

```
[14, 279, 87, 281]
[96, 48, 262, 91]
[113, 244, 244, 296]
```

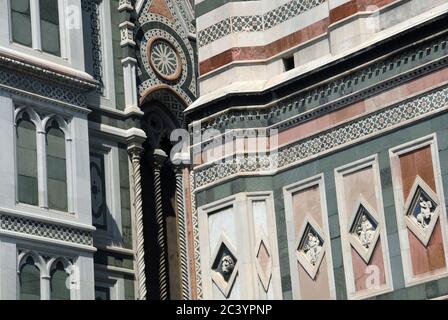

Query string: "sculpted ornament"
[403, 176, 441, 247]
[296, 218, 326, 279]
[348, 199, 381, 263]
[210, 235, 239, 297]
[148, 37, 182, 81]
[356, 214, 376, 248]
[220, 255, 235, 276]
[303, 232, 322, 266]
[416, 197, 434, 228]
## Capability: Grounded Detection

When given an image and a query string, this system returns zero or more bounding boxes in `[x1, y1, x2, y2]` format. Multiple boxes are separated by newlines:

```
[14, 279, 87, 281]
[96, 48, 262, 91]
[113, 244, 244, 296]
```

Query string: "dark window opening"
[283, 56, 295, 72]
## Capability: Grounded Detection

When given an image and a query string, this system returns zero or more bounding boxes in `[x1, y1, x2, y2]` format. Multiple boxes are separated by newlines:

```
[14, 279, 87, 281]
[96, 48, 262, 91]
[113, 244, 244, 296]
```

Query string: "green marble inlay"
[119, 146, 132, 249]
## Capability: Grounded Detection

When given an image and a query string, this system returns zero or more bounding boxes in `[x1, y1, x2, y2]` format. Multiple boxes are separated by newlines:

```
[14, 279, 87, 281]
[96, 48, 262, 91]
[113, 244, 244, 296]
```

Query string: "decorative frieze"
[194, 85, 448, 189]
[173, 0, 196, 34]
[197, 0, 325, 47]
[0, 51, 97, 91]
[0, 67, 88, 108]
[81, 0, 104, 93]
[195, 35, 448, 135]
[0, 214, 93, 247]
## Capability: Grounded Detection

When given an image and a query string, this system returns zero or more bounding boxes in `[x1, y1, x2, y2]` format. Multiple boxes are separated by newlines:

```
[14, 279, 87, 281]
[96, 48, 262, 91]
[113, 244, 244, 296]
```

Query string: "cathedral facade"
[1, 0, 448, 300]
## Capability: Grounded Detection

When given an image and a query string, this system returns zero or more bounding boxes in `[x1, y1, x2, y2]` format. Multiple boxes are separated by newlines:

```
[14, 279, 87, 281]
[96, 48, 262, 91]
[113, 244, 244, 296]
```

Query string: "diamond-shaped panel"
[255, 232, 273, 292]
[404, 176, 440, 247]
[210, 234, 238, 298]
[296, 218, 325, 280]
[348, 198, 380, 264]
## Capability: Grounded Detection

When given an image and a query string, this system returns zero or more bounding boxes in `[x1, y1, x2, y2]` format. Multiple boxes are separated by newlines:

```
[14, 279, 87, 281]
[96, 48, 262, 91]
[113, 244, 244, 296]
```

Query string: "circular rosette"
[147, 37, 182, 81]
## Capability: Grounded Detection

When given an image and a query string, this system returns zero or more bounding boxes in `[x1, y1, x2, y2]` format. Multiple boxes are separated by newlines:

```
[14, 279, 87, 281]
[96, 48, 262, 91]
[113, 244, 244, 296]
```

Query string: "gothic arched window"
[19, 256, 41, 300]
[16, 112, 38, 206]
[50, 261, 70, 300]
[46, 119, 68, 212]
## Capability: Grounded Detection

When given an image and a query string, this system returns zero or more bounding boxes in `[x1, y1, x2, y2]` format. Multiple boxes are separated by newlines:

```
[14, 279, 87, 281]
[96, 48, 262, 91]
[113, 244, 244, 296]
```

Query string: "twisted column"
[128, 145, 146, 300]
[174, 165, 190, 300]
[154, 149, 168, 300]
[190, 170, 203, 299]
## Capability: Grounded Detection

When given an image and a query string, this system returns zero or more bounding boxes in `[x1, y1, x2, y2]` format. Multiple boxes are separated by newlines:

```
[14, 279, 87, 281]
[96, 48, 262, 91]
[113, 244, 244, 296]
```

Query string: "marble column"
[174, 164, 190, 300]
[154, 149, 168, 300]
[128, 145, 147, 300]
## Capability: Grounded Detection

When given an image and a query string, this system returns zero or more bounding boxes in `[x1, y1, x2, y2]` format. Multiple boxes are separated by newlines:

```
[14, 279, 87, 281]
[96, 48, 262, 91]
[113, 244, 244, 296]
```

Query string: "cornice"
[187, 7, 448, 117]
[0, 47, 98, 91]
[193, 84, 448, 191]
[88, 121, 147, 145]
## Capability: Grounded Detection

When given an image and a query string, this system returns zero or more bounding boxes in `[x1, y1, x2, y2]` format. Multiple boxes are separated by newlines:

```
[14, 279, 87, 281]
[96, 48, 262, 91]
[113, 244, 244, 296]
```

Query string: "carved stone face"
[307, 233, 319, 248]
[220, 255, 235, 275]
[420, 198, 432, 210]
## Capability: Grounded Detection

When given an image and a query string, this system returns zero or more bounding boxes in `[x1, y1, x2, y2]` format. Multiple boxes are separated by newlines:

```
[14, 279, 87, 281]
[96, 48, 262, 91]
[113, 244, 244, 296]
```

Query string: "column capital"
[172, 164, 187, 175]
[170, 152, 190, 175]
[128, 143, 144, 160]
[154, 149, 168, 169]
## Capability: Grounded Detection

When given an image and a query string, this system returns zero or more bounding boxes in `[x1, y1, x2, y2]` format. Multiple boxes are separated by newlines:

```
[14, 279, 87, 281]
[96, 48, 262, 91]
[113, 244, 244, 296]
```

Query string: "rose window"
[148, 38, 182, 81]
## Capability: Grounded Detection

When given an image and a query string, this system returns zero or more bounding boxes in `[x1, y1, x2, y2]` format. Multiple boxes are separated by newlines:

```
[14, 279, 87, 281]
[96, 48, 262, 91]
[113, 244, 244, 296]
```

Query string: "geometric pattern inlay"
[0, 67, 87, 107]
[137, 0, 197, 105]
[254, 231, 272, 292]
[81, 0, 103, 93]
[194, 86, 448, 189]
[190, 170, 203, 299]
[197, 36, 448, 134]
[198, 0, 325, 47]
[0, 214, 93, 246]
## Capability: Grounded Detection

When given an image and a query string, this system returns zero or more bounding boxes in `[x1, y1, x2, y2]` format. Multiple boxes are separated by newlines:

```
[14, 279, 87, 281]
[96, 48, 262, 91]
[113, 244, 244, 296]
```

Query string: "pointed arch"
[44, 115, 70, 212]
[18, 251, 43, 300]
[15, 109, 40, 206]
[14, 106, 42, 132]
[47, 257, 73, 300]
[17, 251, 46, 275]
[140, 84, 189, 108]
[47, 256, 73, 274]
[42, 115, 71, 140]
[140, 85, 189, 129]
